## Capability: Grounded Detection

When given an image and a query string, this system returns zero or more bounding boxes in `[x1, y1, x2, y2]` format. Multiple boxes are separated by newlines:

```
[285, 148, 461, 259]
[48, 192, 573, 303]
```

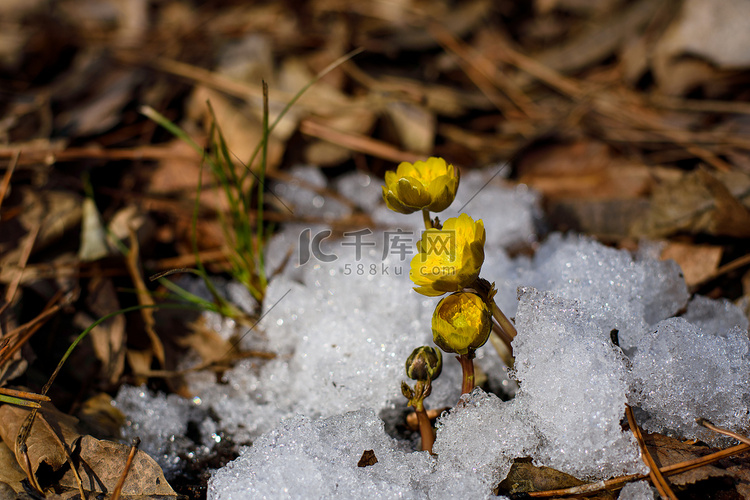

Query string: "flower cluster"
[385, 156, 513, 408]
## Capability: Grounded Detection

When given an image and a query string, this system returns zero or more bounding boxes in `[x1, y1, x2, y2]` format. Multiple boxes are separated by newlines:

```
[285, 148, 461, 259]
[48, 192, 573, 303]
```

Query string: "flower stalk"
[457, 352, 476, 395]
[422, 208, 432, 230]
[467, 277, 517, 364]
[402, 346, 442, 454]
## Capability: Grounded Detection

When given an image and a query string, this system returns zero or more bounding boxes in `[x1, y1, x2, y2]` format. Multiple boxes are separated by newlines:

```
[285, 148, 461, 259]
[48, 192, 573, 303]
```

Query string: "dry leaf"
[631, 169, 750, 239]
[143, 139, 207, 196]
[498, 458, 615, 499]
[107, 204, 155, 253]
[59, 435, 175, 496]
[180, 316, 234, 365]
[55, 67, 142, 137]
[546, 198, 651, 240]
[79, 197, 109, 261]
[77, 393, 126, 439]
[0, 188, 82, 283]
[384, 102, 435, 154]
[74, 276, 127, 386]
[0, 441, 25, 493]
[726, 464, 750, 500]
[517, 140, 654, 200]
[0, 404, 81, 473]
[188, 86, 285, 171]
[644, 432, 730, 486]
[660, 242, 723, 287]
[357, 449, 378, 467]
[534, 0, 663, 75]
[126, 349, 153, 386]
[0, 404, 175, 496]
[303, 107, 377, 166]
[651, 0, 750, 95]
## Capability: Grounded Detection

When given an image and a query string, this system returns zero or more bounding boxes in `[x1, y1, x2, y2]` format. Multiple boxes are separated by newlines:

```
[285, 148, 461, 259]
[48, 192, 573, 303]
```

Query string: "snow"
[111, 165, 750, 498]
[619, 480, 656, 500]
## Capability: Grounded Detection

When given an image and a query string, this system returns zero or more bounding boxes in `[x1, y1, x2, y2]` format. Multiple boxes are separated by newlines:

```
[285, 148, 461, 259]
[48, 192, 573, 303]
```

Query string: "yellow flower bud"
[410, 213, 485, 297]
[382, 157, 459, 214]
[405, 346, 443, 382]
[432, 292, 492, 355]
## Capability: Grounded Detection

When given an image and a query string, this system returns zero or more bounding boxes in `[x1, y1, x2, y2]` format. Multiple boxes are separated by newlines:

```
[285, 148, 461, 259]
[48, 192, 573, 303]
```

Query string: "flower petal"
[427, 179, 455, 212]
[384, 190, 415, 214]
[396, 177, 431, 208]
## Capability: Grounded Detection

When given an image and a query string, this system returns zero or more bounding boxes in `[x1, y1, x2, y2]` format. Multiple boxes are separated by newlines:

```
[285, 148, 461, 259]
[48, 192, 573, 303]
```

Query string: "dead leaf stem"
[626, 404, 677, 499]
[111, 437, 141, 500]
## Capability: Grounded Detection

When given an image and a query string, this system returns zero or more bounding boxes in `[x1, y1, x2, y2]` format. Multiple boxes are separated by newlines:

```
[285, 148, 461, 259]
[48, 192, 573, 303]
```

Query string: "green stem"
[257, 80, 269, 286]
[458, 352, 476, 395]
[491, 299, 516, 343]
[422, 208, 432, 230]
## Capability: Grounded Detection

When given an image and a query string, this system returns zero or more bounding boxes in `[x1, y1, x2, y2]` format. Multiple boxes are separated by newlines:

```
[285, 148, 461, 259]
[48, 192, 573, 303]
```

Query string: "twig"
[299, 119, 424, 163]
[692, 252, 750, 288]
[697, 418, 750, 446]
[0, 290, 66, 365]
[626, 404, 677, 499]
[428, 23, 532, 120]
[0, 388, 50, 402]
[650, 95, 750, 116]
[4, 222, 40, 305]
[124, 230, 166, 367]
[0, 149, 19, 211]
[111, 437, 141, 500]
[523, 442, 750, 498]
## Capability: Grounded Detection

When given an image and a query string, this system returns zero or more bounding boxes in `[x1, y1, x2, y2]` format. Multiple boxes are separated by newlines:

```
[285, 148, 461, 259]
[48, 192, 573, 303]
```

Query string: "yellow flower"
[409, 213, 485, 296]
[432, 292, 492, 355]
[382, 157, 459, 214]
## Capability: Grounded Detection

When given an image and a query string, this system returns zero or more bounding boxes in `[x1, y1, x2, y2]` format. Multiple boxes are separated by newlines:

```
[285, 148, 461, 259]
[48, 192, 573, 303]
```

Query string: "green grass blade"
[140, 106, 204, 155]
[0, 395, 41, 408]
[40, 303, 199, 397]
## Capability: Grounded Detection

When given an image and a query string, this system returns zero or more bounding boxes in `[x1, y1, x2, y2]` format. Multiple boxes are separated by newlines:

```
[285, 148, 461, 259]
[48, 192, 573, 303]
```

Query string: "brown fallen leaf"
[0, 404, 175, 496]
[0, 403, 79, 474]
[73, 276, 126, 386]
[0, 188, 82, 284]
[660, 241, 723, 288]
[534, 0, 664, 76]
[77, 393, 126, 440]
[498, 458, 615, 499]
[58, 435, 175, 496]
[516, 140, 655, 200]
[179, 315, 234, 366]
[304, 106, 378, 166]
[631, 169, 750, 239]
[384, 101, 435, 155]
[357, 449, 378, 467]
[0, 441, 26, 493]
[651, 0, 750, 96]
[644, 432, 730, 486]
[546, 197, 651, 240]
